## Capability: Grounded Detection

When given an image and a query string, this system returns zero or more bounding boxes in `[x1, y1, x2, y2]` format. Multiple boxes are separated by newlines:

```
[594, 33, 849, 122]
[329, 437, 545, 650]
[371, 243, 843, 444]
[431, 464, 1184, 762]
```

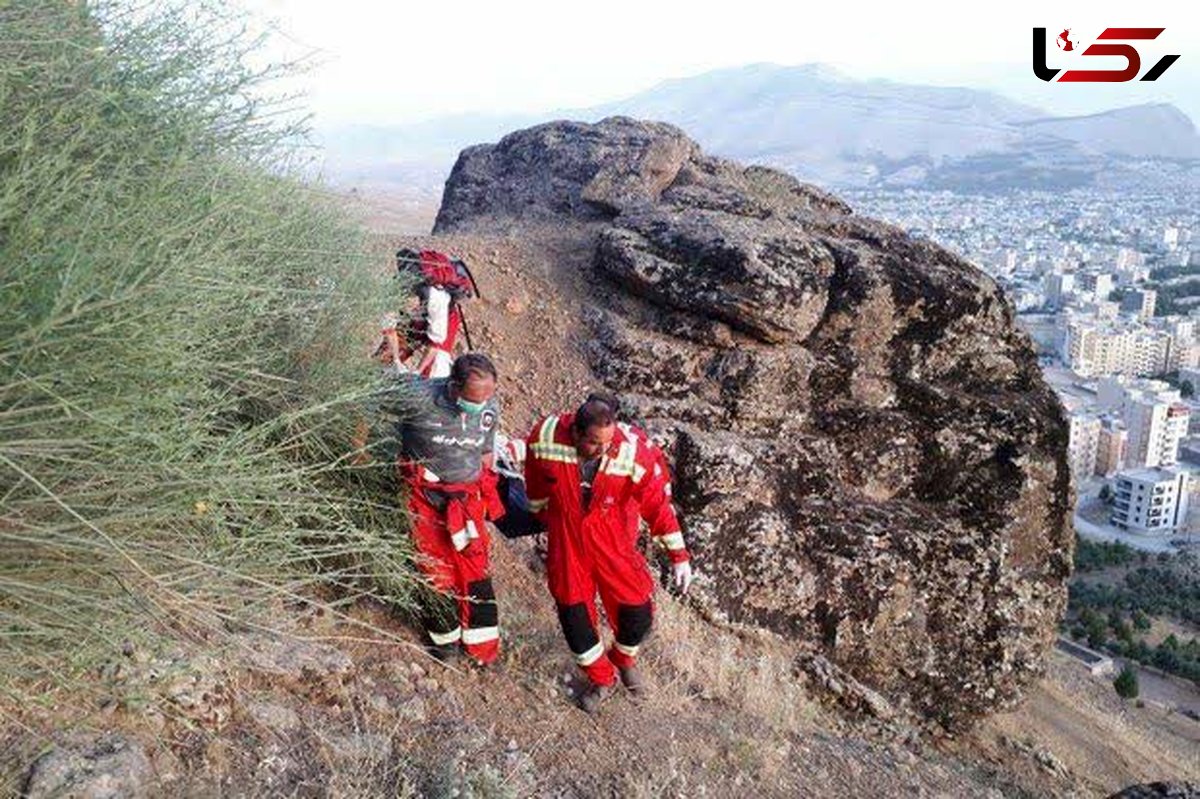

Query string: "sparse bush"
[0, 0, 414, 740]
[1086, 616, 1108, 649]
[1073, 535, 1135, 572]
[1113, 665, 1139, 699]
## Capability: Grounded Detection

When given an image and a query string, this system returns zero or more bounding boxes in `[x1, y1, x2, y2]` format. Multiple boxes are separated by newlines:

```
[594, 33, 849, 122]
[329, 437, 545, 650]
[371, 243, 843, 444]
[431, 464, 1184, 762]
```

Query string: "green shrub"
[1073, 535, 1136, 572]
[0, 0, 413, 719]
[1113, 665, 1139, 699]
[1086, 615, 1108, 649]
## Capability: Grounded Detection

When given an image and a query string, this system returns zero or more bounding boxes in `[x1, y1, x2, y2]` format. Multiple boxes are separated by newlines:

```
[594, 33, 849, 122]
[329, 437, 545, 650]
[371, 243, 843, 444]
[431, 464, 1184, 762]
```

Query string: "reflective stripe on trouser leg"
[422, 589, 460, 646]
[557, 603, 616, 687]
[461, 577, 500, 662]
[610, 601, 653, 670]
[429, 627, 462, 646]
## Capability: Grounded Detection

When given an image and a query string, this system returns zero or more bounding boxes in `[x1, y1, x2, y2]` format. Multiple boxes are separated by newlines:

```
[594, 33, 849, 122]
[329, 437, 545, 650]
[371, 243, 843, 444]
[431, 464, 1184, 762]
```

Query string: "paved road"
[1074, 513, 1182, 554]
[1114, 657, 1200, 718]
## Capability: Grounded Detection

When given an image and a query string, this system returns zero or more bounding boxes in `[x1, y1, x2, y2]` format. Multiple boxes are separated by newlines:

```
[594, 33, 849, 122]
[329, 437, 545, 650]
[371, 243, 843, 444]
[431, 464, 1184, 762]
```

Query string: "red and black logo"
[1033, 27, 1180, 82]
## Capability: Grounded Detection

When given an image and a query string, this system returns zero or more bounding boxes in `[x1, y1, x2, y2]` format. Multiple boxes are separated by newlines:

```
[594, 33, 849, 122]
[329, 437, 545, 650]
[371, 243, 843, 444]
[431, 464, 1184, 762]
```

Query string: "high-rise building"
[1079, 273, 1114, 303]
[1095, 419, 1127, 477]
[1116, 248, 1144, 270]
[1066, 325, 1170, 378]
[1111, 467, 1190, 534]
[1068, 414, 1101, 481]
[1121, 289, 1157, 321]
[1125, 396, 1189, 468]
[1164, 319, 1197, 372]
[1043, 272, 1076, 310]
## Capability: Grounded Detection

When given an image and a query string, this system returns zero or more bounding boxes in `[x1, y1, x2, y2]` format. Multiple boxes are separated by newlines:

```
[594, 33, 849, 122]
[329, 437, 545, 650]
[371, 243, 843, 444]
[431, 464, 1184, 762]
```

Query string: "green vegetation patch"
[1065, 538, 1200, 685]
[0, 0, 414, 720]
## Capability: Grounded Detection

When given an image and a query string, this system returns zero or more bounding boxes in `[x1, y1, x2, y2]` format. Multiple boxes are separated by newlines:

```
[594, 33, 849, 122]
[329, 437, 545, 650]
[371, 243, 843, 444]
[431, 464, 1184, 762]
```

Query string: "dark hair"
[451, 353, 497, 387]
[395, 247, 420, 274]
[585, 390, 621, 416]
[396, 248, 427, 298]
[573, 398, 616, 435]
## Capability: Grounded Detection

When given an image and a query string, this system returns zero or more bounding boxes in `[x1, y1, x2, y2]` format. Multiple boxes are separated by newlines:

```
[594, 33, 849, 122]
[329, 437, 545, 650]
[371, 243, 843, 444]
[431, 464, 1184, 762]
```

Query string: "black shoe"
[428, 642, 462, 664]
[578, 682, 615, 714]
[618, 665, 647, 696]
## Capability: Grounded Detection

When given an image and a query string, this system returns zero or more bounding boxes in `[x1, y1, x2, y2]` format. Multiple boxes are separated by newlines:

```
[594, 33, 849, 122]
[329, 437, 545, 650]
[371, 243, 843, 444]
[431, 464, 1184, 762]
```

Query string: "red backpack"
[396, 248, 477, 301]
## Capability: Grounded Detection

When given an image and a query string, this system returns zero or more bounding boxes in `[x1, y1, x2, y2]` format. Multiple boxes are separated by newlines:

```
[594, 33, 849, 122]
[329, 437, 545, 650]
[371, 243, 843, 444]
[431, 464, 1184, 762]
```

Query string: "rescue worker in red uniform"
[397, 353, 505, 664]
[374, 287, 463, 379]
[524, 397, 693, 712]
[413, 283, 462, 379]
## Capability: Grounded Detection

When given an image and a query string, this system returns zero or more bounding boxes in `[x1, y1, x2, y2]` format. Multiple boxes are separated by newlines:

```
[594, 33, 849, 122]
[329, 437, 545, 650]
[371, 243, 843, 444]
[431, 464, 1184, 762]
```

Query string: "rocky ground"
[5, 529, 1196, 797]
[5, 119, 1198, 797]
[5, 227, 1196, 798]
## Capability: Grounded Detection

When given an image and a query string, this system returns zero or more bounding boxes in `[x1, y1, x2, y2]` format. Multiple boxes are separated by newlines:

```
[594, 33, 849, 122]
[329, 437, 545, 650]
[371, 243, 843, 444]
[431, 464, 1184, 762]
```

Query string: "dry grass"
[0, 2, 423, 787]
[646, 592, 824, 736]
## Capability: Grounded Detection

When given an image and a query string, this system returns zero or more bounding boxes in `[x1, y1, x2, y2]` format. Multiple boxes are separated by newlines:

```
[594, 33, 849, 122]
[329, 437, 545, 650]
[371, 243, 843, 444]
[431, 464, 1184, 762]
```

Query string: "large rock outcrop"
[436, 116, 1072, 728]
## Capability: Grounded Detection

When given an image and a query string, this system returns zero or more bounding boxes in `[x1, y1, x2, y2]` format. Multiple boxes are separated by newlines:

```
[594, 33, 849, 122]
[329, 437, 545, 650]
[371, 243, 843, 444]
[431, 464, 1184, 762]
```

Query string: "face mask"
[457, 397, 487, 415]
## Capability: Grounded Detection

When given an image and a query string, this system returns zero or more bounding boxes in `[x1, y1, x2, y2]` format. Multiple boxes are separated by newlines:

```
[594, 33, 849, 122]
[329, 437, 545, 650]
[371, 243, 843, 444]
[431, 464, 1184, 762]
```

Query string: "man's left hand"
[672, 561, 693, 594]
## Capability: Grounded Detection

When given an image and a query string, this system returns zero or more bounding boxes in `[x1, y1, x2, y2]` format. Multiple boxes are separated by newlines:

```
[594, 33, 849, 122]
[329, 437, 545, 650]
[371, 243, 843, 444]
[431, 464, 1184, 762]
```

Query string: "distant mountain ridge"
[1017, 103, 1200, 160]
[321, 63, 1200, 192]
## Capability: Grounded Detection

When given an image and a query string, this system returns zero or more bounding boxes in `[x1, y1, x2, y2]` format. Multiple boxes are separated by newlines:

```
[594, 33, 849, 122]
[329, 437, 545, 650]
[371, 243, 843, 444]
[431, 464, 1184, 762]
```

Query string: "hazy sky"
[244, 0, 1200, 128]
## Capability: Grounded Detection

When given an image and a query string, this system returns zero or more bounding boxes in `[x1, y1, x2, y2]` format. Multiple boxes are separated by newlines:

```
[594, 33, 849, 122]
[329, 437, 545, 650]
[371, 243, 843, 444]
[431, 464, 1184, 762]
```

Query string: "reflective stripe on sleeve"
[428, 627, 462, 646]
[539, 416, 560, 446]
[450, 528, 471, 551]
[531, 442, 577, 463]
[532, 416, 580, 463]
[466, 519, 479, 540]
[461, 626, 500, 645]
[527, 497, 549, 512]
[657, 531, 686, 551]
[576, 642, 605, 666]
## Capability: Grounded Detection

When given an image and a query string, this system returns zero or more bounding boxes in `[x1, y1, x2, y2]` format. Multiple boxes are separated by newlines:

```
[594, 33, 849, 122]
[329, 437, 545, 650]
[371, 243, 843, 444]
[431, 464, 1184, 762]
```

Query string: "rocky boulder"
[24, 735, 153, 798]
[436, 116, 1072, 729]
[1109, 784, 1200, 799]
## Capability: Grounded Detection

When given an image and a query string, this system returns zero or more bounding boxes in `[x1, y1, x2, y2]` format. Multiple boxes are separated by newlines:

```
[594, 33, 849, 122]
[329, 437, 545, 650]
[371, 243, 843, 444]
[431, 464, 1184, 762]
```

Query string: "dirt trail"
[10, 219, 1197, 798]
[370, 223, 1200, 797]
[388, 227, 603, 437]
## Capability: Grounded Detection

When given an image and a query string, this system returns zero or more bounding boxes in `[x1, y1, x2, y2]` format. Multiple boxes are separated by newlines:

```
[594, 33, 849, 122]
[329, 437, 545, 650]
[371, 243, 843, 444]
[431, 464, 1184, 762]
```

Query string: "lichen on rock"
[436, 115, 1073, 729]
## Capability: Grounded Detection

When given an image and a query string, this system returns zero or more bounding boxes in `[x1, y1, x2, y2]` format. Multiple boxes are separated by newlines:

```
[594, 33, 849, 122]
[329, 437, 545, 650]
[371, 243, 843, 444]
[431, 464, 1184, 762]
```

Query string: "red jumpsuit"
[524, 414, 689, 687]
[403, 465, 504, 664]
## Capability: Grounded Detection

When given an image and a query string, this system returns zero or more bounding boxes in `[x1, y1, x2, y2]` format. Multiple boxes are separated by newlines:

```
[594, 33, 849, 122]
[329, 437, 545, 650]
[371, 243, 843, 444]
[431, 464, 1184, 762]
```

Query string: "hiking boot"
[618, 665, 647, 696]
[465, 653, 499, 671]
[577, 682, 615, 714]
[428, 642, 462, 665]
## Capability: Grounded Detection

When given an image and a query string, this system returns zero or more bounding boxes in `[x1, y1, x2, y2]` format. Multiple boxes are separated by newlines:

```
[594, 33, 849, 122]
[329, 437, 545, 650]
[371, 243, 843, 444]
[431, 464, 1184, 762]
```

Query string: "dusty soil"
[6, 207, 1198, 798]
[369, 221, 1199, 796]
[387, 226, 607, 437]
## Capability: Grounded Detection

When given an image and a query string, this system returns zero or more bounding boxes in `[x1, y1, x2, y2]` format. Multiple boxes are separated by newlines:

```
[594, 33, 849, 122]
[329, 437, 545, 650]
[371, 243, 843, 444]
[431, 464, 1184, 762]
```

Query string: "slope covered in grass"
[0, 0, 414, 732]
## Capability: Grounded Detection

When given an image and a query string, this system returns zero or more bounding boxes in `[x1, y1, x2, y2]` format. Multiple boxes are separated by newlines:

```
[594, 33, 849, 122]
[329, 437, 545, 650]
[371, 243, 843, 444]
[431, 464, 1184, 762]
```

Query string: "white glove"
[672, 561, 693, 594]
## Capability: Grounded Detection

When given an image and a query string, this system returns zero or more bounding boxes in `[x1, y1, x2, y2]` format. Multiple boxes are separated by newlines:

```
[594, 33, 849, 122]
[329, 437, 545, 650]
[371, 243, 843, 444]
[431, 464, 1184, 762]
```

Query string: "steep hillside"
[11, 229, 1196, 798]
